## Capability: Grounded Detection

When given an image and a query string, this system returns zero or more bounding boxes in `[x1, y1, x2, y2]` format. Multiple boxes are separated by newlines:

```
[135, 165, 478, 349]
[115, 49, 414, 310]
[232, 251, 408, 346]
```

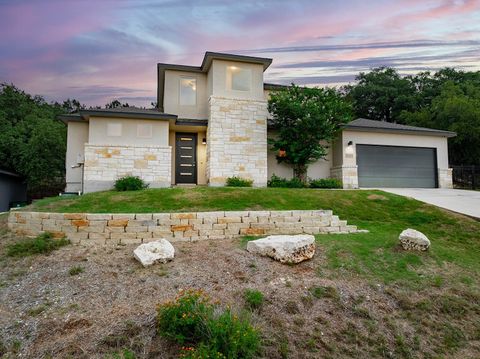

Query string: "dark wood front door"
[175, 133, 197, 184]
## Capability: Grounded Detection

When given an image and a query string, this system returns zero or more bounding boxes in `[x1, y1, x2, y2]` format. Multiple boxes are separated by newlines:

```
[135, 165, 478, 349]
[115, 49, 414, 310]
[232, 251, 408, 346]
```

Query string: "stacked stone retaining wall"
[8, 210, 359, 245]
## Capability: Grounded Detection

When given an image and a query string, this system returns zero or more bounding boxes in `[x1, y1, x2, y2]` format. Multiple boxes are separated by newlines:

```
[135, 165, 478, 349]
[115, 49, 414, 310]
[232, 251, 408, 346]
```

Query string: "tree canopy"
[0, 84, 69, 198]
[268, 85, 352, 182]
[345, 67, 480, 165]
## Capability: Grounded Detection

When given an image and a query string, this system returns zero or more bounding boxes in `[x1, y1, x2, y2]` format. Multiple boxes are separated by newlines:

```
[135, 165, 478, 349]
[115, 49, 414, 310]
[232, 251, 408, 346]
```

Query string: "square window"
[107, 123, 122, 137]
[227, 66, 251, 91]
[179, 77, 197, 106]
[137, 124, 152, 138]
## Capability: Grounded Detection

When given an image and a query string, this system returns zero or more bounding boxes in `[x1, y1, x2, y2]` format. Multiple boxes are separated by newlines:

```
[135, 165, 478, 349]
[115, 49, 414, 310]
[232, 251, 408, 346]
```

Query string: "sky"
[1, 0, 479, 107]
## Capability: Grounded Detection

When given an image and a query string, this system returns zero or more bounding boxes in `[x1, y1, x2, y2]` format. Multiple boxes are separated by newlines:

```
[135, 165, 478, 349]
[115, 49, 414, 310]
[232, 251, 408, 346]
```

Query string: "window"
[137, 124, 152, 138]
[107, 123, 122, 137]
[227, 66, 251, 91]
[179, 77, 197, 106]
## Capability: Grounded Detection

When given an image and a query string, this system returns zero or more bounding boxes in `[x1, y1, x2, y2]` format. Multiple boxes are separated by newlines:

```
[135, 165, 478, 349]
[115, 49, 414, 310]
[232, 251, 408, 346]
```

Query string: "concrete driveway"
[379, 188, 480, 219]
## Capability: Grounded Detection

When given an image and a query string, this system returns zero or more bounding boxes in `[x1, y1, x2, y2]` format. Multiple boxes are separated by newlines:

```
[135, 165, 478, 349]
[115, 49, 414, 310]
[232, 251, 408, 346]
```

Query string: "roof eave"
[344, 125, 457, 138]
[79, 110, 177, 121]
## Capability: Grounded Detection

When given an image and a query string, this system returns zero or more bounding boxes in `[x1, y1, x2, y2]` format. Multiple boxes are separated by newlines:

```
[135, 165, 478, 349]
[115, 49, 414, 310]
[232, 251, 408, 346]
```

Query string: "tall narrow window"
[227, 66, 251, 91]
[179, 77, 197, 106]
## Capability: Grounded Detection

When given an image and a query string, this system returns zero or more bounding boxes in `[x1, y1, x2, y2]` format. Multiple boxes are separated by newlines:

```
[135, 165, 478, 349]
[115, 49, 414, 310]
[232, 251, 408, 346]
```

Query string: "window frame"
[179, 76, 197, 106]
[227, 65, 252, 92]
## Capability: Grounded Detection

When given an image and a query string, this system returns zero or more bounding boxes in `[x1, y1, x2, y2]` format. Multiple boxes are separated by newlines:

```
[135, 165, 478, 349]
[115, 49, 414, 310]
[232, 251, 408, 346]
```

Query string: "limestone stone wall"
[8, 210, 360, 246]
[331, 165, 359, 189]
[438, 168, 453, 188]
[207, 96, 268, 187]
[83, 144, 172, 193]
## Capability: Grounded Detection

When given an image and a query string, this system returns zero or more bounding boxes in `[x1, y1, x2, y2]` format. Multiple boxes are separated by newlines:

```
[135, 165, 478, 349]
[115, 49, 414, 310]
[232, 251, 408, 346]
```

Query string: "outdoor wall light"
[345, 141, 354, 155]
[202, 138, 207, 145]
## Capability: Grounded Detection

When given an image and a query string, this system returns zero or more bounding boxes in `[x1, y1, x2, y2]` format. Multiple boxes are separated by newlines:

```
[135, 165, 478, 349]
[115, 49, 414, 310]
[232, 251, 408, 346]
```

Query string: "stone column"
[438, 168, 453, 188]
[207, 96, 268, 187]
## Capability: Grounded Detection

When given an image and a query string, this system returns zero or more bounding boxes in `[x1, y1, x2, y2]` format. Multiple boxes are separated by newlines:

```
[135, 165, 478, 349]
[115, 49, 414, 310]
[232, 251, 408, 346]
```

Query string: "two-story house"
[60, 52, 455, 193]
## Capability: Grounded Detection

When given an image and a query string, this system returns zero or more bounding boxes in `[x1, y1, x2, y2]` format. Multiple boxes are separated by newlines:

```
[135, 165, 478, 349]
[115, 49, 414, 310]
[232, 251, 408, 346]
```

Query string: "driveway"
[379, 188, 480, 219]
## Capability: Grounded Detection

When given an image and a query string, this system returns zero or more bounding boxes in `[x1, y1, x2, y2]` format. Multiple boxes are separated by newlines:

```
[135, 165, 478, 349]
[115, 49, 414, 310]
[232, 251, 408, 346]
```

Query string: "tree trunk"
[293, 163, 308, 184]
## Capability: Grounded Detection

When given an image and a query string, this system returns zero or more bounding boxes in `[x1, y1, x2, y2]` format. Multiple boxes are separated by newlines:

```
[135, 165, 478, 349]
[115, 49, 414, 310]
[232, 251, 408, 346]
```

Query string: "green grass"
[26, 187, 413, 213]
[243, 289, 265, 310]
[69, 266, 85, 276]
[6, 232, 70, 257]
[25, 187, 480, 286]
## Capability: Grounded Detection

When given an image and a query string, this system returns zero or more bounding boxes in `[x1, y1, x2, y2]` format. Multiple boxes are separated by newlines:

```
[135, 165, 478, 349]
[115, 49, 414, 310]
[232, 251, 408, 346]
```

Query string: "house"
[59, 52, 455, 193]
[0, 169, 27, 211]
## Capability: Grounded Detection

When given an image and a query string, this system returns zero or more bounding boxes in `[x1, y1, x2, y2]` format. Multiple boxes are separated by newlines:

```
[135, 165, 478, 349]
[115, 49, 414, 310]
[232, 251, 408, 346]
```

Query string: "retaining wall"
[8, 210, 358, 245]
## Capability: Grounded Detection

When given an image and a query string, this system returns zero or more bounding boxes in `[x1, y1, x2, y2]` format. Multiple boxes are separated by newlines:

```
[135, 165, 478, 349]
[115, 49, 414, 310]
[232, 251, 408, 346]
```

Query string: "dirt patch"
[367, 194, 388, 201]
[0, 216, 478, 358]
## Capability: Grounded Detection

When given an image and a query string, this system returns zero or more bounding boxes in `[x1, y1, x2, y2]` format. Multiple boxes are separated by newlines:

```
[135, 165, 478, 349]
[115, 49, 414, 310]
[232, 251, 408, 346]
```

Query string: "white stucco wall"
[163, 70, 208, 119]
[88, 117, 169, 146]
[267, 147, 332, 181]
[65, 121, 89, 192]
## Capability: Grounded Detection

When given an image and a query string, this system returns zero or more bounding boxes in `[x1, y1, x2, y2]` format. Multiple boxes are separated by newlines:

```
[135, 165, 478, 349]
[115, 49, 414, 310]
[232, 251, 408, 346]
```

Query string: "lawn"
[2, 188, 480, 357]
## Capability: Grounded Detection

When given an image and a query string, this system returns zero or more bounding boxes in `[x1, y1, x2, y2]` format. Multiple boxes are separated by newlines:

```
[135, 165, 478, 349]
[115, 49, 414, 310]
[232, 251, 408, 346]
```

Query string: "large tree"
[400, 81, 480, 165]
[0, 84, 73, 198]
[346, 67, 417, 123]
[268, 85, 352, 183]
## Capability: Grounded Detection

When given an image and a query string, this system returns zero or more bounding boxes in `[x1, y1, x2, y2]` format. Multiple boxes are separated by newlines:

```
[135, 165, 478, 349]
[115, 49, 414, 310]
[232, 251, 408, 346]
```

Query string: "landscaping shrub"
[309, 178, 342, 189]
[226, 176, 253, 187]
[267, 174, 305, 188]
[157, 290, 261, 358]
[6, 232, 70, 257]
[243, 289, 264, 311]
[114, 176, 148, 191]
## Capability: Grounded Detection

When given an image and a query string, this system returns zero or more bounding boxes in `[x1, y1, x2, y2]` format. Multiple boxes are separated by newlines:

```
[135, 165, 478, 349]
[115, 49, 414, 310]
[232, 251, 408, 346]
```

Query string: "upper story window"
[227, 66, 251, 91]
[137, 124, 152, 138]
[107, 123, 122, 137]
[179, 77, 197, 106]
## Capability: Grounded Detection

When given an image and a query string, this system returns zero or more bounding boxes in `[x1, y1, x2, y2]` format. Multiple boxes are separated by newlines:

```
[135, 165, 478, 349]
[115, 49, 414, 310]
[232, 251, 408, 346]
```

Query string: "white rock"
[133, 239, 175, 267]
[399, 228, 430, 251]
[246, 234, 315, 264]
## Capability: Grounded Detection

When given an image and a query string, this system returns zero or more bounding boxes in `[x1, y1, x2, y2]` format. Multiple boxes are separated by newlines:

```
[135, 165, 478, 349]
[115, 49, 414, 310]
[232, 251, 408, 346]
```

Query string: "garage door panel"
[357, 145, 437, 188]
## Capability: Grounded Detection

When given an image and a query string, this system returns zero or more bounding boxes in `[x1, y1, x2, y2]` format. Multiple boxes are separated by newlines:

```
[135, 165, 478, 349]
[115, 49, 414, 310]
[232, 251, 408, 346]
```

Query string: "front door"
[175, 133, 197, 184]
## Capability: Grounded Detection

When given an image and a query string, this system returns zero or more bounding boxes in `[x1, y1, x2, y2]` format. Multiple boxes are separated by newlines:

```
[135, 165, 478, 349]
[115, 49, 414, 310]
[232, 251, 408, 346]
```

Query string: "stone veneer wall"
[330, 165, 359, 189]
[83, 144, 171, 193]
[8, 210, 359, 245]
[207, 96, 268, 187]
[438, 168, 453, 188]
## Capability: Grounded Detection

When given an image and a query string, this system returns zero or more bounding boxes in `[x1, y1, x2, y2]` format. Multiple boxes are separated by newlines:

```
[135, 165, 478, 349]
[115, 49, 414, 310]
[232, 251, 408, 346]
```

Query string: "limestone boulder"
[246, 234, 315, 264]
[399, 228, 430, 251]
[134, 239, 175, 267]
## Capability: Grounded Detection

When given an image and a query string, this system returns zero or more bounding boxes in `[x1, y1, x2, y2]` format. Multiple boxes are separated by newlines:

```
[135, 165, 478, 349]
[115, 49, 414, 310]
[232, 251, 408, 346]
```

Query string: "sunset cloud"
[0, 0, 479, 106]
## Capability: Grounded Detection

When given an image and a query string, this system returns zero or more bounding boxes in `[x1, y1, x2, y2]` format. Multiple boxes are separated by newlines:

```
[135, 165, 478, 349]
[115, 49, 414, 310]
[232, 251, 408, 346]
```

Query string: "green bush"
[267, 174, 305, 188]
[309, 178, 342, 189]
[243, 289, 264, 311]
[157, 290, 261, 358]
[226, 176, 253, 187]
[6, 232, 70, 257]
[157, 290, 213, 345]
[114, 176, 148, 191]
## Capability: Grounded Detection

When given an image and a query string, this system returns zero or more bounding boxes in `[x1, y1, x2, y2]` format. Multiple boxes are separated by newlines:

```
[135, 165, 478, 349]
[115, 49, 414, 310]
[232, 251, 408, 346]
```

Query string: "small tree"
[268, 85, 352, 183]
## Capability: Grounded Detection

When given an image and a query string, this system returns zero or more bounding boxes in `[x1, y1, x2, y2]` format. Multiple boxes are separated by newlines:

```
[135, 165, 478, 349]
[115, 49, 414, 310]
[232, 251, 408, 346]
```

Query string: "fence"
[452, 165, 480, 190]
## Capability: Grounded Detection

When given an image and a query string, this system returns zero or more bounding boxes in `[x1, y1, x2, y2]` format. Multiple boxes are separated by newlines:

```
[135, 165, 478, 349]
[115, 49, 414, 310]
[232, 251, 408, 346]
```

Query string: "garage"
[356, 144, 437, 188]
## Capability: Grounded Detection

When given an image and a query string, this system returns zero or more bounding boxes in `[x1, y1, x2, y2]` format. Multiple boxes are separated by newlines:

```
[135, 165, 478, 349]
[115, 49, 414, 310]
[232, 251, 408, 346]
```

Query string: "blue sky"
[1, 0, 479, 106]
